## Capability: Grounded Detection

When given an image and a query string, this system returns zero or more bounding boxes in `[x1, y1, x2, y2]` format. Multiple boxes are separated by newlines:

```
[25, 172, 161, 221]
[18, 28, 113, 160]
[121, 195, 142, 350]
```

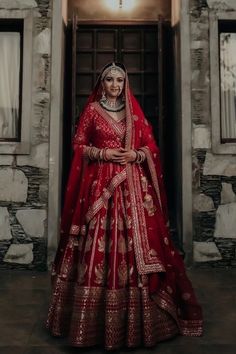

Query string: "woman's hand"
[105, 148, 136, 164]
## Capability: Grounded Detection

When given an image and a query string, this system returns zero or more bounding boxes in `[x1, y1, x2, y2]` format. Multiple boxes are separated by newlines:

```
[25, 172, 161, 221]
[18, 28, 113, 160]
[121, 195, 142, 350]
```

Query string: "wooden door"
[74, 25, 159, 140]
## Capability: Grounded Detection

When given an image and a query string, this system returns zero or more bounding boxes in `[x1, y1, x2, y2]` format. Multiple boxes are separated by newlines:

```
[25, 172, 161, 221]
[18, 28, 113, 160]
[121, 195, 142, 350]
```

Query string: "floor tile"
[0, 321, 33, 346]
[0, 269, 236, 353]
[0, 347, 27, 354]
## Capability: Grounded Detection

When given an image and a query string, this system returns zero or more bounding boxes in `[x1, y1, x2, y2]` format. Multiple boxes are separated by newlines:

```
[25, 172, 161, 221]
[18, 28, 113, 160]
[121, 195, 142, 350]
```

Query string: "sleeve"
[72, 104, 94, 152]
[72, 104, 103, 161]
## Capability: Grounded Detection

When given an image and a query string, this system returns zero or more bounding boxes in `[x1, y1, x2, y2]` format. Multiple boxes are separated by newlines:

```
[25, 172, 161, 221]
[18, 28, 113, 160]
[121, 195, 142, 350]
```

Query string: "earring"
[101, 90, 106, 101]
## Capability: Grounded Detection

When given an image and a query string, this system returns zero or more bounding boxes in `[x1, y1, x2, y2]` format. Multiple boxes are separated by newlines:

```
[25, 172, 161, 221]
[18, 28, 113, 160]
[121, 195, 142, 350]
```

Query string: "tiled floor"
[0, 268, 235, 354]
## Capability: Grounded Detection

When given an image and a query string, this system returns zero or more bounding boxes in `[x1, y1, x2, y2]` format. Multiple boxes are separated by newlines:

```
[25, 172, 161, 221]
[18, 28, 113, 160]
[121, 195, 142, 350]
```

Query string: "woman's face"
[102, 71, 125, 99]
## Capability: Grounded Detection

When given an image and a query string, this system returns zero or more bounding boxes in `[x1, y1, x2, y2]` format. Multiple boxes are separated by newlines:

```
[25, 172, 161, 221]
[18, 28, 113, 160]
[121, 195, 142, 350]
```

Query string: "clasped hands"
[105, 148, 136, 164]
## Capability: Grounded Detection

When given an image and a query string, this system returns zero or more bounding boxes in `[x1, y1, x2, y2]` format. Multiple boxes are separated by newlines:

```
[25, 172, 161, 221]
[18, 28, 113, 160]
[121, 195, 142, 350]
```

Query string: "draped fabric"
[0, 32, 20, 139]
[46, 64, 203, 350]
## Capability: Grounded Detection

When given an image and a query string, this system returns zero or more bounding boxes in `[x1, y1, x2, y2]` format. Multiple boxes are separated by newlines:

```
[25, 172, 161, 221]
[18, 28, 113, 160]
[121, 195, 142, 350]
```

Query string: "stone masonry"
[0, 0, 51, 270]
[1, 0, 236, 270]
[190, 0, 236, 266]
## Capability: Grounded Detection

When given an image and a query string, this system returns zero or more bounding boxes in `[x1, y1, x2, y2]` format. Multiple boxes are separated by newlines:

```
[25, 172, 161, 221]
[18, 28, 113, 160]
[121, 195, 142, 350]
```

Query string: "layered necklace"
[100, 97, 125, 112]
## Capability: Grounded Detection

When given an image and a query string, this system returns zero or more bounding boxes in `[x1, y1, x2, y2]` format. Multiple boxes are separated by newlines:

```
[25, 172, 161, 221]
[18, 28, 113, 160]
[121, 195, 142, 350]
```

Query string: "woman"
[46, 62, 203, 350]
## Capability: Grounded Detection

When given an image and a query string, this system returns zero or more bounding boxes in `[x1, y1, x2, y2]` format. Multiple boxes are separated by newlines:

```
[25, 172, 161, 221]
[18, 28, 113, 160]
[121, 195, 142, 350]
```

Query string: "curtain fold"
[0, 32, 20, 139]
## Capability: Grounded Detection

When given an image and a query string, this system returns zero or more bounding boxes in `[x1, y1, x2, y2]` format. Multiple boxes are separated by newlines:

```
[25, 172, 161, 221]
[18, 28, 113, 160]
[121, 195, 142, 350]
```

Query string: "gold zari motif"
[47, 282, 200, 350]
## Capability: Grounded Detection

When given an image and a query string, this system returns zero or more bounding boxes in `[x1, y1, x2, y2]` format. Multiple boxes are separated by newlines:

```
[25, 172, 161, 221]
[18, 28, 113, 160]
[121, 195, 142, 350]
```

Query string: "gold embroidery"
[47, 283, 202, 349]
[125, 200, 131, 209]
[118, 259, 128, 286]
[129, 265, 134, 277]
[164, 237, 169, 245]
[70, 224, 80, 235]
[141, 175, 148, 192]
[126, 164, 165, 274]
[91, 179, 98, 193]
[149, 248, 157, 257]
[85, 169, 126, 222]
[143, 193, 157, 216]
[92, 102, 126, 139]
[139, 146, 163, 211]
[125, 215, 132, 229]
[101, 216, 109, 230]
[98, 234, 105, 253]
[84, 235, 93, 253]
[128, 236, 133, 252]
[86, 169, 127, 223]
[117, 217, 124, 231]
[94, 262, 106, 285]
[89, 217, 97, 230]
[118, 235, 126, 255]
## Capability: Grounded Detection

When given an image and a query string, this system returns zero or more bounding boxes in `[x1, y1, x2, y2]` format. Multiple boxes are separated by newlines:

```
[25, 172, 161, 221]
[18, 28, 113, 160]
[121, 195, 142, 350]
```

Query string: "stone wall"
[190, 0, 236, 266]
[0, 0, 51, 270]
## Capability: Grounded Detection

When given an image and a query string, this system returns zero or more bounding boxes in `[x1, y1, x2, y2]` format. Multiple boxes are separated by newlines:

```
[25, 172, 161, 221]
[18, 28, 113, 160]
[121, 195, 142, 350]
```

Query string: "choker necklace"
[99, 98, 125, 112]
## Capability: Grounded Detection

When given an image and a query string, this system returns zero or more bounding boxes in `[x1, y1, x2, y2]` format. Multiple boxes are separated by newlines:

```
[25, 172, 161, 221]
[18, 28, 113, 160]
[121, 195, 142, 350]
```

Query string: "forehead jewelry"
[101, 63, 126, 80]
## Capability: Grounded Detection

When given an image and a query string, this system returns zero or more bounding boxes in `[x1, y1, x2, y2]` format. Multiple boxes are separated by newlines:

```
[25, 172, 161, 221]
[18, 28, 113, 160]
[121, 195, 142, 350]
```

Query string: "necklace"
[99, 98, 125, 112]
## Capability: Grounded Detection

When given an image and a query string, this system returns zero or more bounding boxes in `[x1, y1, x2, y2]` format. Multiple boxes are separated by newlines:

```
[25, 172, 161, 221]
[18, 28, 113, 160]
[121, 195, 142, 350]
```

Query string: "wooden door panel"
[76, 74, 93, 94]
[97, 31, 116, 49]
[129, 74, 142, 94]
[123, 31, 141, 49]
[96, 53, 116, 70]
[77, 53, 93, 71]
[144, 53, 158, 71]
[144, 75, 158, 93]
[77, 31, 93, 48]
[122, 54, 142, 71]
[144, 31, 158, 50]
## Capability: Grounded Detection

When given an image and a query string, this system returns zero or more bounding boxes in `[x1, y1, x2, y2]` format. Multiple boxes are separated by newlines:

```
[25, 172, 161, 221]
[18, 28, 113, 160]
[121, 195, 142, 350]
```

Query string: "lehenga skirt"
[46, 174, 203, 350]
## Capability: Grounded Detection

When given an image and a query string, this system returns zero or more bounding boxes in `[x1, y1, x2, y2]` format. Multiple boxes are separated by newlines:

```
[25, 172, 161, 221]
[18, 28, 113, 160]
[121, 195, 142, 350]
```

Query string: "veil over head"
[79, 61, 146, 150]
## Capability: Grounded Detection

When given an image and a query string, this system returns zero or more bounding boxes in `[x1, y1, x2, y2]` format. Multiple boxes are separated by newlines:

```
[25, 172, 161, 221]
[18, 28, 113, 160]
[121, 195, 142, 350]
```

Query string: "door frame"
[178, 0, 193, 265]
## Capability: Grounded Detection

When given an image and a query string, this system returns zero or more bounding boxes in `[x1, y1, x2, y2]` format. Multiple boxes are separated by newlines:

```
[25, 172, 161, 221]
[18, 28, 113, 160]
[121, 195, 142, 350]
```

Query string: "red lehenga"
[46, 68, 203, 350]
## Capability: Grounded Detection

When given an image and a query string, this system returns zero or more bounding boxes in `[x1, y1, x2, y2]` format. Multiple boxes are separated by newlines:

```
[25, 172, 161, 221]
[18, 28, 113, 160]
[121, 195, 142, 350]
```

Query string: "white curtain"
[0, 32, 20, 139]
[220, 33, 236, 140]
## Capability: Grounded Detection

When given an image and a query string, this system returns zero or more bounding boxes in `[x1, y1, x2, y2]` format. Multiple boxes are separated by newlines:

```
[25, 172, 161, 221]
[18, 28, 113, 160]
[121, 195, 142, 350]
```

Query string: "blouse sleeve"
[72, 104, 94, 151]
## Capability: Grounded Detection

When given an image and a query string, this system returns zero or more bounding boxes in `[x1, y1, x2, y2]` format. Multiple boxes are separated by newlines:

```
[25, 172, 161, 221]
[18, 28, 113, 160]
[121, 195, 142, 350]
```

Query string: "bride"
[46, 62, 203, 350]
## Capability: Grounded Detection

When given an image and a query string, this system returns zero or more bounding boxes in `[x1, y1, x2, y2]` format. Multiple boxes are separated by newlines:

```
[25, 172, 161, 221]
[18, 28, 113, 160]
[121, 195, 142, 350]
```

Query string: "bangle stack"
[84, 146, 110, 161]
[100, 147, 109, 161]
[85, 146, 101, 160]
[134, 149, 146, 163]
